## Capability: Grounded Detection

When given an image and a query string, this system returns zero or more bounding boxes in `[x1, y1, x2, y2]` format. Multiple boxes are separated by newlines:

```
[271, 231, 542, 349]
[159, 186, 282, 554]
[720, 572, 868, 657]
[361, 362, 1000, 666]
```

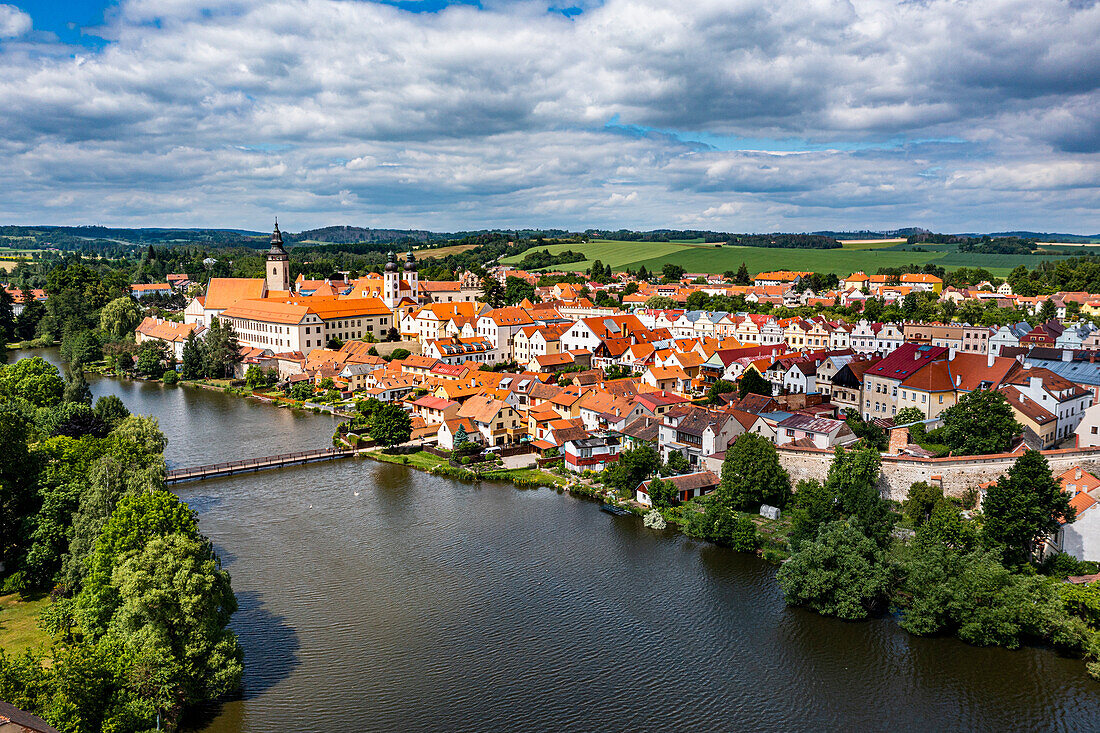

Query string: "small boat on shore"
[600, 503, 632, 516]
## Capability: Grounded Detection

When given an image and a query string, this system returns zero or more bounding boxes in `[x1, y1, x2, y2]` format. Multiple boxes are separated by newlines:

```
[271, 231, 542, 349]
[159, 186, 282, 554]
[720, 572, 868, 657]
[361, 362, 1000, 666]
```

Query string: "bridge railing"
[167, 448, 354, 478]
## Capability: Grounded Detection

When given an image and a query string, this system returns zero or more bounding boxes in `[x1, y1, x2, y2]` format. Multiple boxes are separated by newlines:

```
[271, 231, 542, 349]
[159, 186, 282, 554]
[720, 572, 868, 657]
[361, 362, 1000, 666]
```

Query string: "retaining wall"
[776, 445, 1100, 502]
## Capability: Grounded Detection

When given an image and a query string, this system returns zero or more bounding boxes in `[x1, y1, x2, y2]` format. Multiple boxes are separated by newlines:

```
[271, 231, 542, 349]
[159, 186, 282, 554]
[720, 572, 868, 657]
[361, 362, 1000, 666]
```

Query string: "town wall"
[776, 445, 1100, 502]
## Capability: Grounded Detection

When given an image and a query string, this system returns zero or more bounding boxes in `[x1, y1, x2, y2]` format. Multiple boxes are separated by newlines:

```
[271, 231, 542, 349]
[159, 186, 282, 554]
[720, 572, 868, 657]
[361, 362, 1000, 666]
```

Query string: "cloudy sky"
[0, 0, 1098, 233]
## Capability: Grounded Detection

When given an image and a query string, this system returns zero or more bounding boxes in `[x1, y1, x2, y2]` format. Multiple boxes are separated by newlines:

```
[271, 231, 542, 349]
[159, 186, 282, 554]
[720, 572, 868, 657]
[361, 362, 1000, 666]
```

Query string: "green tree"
[202, 318, 242, 379]
[661, 263, 686, 283]
[1039, 298, 1057, 322]
[737, 369, 771, 398]
[63, 365, 93, 405]
[685, 291, 710, 311]
[180, 331, 203, 379]
[503, 275, 536, 305]
[718, 433, 791, 510]
[915, 498, 978, 552]
[93, 395, 130, 430]
[0, 288, 14, 344]
[244, 365, 267, 390]
[787, 478, 840, 551]
[903, 481, 943, 528]
[109, 533, 243, 725]
[706, 379, 736, 404]
[603, 445, 660, 495]
[663, 450, 690, 475]
[983, 449, 1074, 566]
[824, 443, 892, 547]
[14, 289, 46, 341]
[646, 476, 677, 508]
[99, 297, 142, 341]
[63, 455, 164, 591]
[453, 424, 469, 449]
[290, 382, 313, 401]
[369, 402, 412, 448]
[77, 491, 200, 639]
[0, 405, 36, 571]
[940, 389, 1021, 456]
[899, 543, 1075, 649]
[687, 501, 759, 550]
[895, 406, 925, 426]
[0, 356, 64, 407]
[735, 262, 751, 285]
[777, 519, 891, 620]
[60, 329, 103, 367]
[644, 295, 676, 309]
[481, 277, 505, 308]
[135, 341, 167, 377]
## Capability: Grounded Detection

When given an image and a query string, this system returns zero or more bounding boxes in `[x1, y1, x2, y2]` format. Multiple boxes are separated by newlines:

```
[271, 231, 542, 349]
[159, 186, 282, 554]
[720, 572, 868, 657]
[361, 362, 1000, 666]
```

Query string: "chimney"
[1076, 466, 1083, 480]
[1063, 349, 1073, 363]
[956, 374, 961, 387]
[987, 351, 995, 368]
[1030, 376, 1042, 391]
[888, 427, 910, 455]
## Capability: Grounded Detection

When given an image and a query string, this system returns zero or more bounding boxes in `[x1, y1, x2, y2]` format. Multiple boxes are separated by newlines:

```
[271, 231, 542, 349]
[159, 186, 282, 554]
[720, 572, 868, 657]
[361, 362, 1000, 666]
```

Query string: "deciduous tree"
[718, 433, 791, 510]
[369, 402, 412, 448]
[983, 449, 1074, 566]
[777, 519, 891, 620]
[941, 389, 1021, 456]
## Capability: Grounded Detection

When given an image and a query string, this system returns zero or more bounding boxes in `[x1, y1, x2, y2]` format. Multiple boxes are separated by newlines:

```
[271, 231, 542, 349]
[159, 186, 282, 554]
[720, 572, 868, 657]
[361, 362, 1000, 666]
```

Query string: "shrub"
[162, 370, 179, 386]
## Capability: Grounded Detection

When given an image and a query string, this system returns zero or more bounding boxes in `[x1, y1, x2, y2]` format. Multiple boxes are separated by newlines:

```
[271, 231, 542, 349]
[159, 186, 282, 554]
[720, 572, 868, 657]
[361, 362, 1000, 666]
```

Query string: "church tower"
[266, 220, 290, 293]
[404, 250, 419, 302]
[382, 251, 399, 307]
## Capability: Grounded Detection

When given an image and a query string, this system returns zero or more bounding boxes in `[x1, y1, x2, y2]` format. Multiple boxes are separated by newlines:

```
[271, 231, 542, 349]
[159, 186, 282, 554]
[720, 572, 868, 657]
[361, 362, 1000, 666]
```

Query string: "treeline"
[908, 232, 1040, 255]
[727, 233, 840, 249]
[0, 357, 241, 730]
[517, 248, 587, 270]
[1008, 257, 1100, 297]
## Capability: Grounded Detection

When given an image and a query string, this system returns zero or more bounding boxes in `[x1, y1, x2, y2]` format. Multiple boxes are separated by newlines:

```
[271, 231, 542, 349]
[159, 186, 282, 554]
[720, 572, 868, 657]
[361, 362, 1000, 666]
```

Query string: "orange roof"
[204, 278, 267, 310]
[220, 299, 311, 324]
[1069, 492, 1096, 515]
[298, 296, 392, 319]
[1059, 467, 1100, 495]
[900, 361, 954, 392]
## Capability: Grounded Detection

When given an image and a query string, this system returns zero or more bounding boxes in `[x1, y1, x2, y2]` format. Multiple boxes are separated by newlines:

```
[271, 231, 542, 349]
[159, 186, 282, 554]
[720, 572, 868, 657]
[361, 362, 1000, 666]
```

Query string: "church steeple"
[266, 218, 290, 293]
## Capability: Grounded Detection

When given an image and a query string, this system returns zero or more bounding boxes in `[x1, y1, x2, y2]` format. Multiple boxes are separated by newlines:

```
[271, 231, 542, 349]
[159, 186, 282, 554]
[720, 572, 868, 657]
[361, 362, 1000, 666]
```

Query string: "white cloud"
[0, 4, 30, 38]
[0, 0, 1095, 232]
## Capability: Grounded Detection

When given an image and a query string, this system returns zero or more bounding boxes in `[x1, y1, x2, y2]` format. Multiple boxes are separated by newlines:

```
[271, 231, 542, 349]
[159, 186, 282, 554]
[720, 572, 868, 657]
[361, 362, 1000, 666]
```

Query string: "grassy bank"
[368, 450, 566, 488]
[0, 592, 51, 656]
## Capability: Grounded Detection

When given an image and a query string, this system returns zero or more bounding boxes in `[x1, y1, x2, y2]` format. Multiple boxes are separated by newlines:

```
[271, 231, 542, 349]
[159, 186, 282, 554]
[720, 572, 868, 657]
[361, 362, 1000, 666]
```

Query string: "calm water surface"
[12, 348, 1100, 731]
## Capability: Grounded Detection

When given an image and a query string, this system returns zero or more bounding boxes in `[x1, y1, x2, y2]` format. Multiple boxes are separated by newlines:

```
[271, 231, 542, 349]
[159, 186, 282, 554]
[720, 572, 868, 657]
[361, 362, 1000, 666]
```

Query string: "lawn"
[0, 592, 52, 656]
[415, 243, 480, 259]
[837, 238, 908, 249]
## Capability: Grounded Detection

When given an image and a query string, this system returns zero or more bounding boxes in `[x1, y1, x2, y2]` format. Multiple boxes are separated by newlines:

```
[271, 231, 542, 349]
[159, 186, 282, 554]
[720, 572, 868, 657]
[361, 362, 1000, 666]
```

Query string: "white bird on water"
[354, 491, 360, 497]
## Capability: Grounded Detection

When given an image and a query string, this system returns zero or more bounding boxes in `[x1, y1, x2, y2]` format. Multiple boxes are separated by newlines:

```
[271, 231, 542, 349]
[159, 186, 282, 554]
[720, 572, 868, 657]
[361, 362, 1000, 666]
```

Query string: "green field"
[499, 238, 1092, 277]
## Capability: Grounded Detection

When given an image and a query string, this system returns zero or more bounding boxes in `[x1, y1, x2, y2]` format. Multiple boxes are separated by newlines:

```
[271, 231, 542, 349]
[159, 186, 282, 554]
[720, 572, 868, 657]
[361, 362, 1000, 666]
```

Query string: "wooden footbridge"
[166, 448, 358, 484]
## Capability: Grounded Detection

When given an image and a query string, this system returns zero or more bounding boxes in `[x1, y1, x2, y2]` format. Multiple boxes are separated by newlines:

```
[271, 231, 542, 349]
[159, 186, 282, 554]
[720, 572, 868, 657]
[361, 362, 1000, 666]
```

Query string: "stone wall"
[777, 445, 1100, 502]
